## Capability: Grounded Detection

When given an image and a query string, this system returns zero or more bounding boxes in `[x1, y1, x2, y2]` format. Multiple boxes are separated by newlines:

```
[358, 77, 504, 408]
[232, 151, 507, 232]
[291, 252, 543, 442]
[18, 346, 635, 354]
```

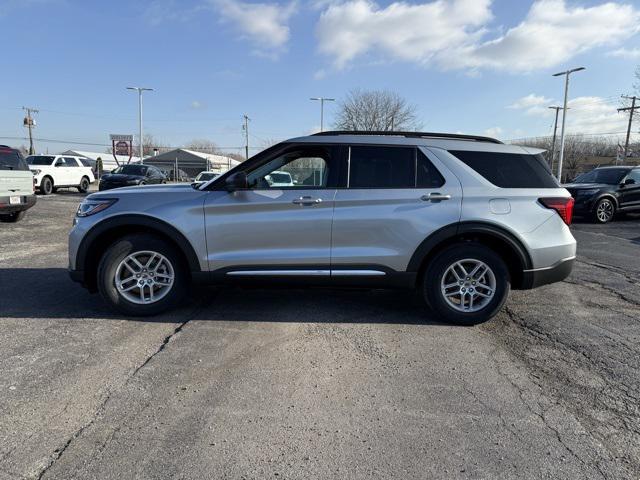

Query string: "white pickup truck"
[27, 154, 95, 195]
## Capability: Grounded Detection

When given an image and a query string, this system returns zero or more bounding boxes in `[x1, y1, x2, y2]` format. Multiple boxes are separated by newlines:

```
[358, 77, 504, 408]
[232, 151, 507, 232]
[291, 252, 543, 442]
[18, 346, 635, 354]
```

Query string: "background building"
[143, 149, 240, 180]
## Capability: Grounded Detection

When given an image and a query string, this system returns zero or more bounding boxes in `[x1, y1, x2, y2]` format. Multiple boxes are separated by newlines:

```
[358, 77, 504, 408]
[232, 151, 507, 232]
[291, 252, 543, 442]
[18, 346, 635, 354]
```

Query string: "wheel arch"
[407, 222, 533, 290]
[76, 214, 202, 292]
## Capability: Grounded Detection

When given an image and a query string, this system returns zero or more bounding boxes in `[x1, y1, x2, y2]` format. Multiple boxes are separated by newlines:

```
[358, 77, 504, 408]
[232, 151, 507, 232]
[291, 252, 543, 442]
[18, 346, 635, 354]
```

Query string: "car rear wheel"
[40, 177, 53, 195]
[78, 176, 90, 193]
[593, 198, 615, 224]
[0, 211, 26, 223]
[97, 234, 188, 316]
[422, 243, 510, 326]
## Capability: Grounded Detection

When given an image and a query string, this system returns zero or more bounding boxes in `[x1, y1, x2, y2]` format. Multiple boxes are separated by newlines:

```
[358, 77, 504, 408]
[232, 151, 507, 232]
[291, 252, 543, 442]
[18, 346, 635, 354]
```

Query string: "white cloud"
[512, 94, 628, 135]
[608, 47, 640, 59]
[508, 94, 554, 116]
[211, 0, 297, 55]
[316, 0, 640, 72]
[190, 100, 204, 109]
[316, 0, 492, 69]
[484, 127, 503, 138]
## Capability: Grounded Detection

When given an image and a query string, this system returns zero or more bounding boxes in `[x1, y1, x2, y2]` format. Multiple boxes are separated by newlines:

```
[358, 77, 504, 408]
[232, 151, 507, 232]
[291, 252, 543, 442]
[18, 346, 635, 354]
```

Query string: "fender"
[406, 221, 532, 272]
[75, 214, 202, 273]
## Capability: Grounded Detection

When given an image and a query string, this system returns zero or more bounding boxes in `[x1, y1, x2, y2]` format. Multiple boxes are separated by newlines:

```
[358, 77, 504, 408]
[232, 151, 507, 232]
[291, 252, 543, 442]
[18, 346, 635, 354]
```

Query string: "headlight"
[76, 198, 117, 217]
[31, 169, 41, 176]
[577, 188, 600, 196]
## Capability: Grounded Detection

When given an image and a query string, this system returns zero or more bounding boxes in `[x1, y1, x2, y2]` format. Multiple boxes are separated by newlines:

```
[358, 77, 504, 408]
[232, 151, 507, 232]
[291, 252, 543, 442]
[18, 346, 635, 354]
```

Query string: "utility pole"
[310, 97, 335, 132]
[127, 87, 153, 164]
[548, 106, 563, 172]
[618, 95, 639, 161]
[242, 114, 251, 160]
[22, 107, 38, 155]
[552, 67, 585, 182]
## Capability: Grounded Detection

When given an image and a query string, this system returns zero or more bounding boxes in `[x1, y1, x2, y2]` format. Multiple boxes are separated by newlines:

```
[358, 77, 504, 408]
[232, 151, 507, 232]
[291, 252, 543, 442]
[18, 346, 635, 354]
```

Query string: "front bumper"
[521, 256, 575, 289]
[0, 194, 37, 214]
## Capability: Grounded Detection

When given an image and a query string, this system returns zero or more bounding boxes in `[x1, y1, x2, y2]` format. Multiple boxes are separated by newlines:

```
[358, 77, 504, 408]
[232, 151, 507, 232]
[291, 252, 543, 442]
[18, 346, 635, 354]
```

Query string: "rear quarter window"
[449, 150, 558, 188]
[0, 149, 29, 171]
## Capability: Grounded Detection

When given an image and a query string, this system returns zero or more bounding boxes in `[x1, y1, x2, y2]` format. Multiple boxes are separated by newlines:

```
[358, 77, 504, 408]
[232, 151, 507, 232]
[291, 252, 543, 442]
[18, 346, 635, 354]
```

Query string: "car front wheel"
[97, 234, 188, 316]
[422, 243, 510, 326]
[593, 198, 615, 224]
[40, 177, 53, 195]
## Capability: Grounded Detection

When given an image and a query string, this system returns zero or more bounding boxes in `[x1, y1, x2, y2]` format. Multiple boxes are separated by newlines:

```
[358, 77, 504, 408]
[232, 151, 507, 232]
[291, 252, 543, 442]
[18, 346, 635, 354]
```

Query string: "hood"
[90, 183, 195, 197]
[101, 173, 143, 182]
[563, 183, 611, 190]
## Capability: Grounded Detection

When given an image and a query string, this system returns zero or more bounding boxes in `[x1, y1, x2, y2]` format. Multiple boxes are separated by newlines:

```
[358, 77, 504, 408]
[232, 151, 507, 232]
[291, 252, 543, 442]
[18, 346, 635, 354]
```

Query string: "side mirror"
[225, 171, 248, 191]
[624, 178, 636, 186]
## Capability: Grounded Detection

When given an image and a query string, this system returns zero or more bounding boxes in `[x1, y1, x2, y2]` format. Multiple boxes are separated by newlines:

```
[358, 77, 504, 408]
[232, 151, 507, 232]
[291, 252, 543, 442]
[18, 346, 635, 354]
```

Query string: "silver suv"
[69, 132, 576, 325]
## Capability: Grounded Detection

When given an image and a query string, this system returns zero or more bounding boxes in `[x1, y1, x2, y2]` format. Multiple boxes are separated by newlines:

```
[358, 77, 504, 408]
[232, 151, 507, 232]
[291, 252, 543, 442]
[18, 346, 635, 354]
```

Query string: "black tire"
[422, 243, 510, 326]
[40, 177, 53, 195]
[593, 198, 615, 224]
[78, 176, 90, 193]
[0, 211, 26, 223]
[97, 234, 189, 316]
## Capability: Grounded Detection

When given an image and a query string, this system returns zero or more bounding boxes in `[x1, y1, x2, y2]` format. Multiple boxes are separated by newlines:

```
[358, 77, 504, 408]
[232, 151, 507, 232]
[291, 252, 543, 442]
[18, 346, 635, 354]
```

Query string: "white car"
[27, 155, 95, 195]
[192, 171, 219, 187]
[265, 170, 294, 187]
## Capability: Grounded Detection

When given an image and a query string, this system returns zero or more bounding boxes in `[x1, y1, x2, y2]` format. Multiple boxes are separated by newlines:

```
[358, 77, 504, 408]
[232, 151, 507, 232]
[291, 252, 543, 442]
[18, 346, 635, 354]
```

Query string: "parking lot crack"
[34, 299, 211, 479]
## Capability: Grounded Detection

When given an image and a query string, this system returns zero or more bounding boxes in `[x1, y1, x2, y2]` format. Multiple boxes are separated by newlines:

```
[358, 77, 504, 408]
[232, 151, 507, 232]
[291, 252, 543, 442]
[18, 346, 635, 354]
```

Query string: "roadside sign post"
[110, 134, 133, 166]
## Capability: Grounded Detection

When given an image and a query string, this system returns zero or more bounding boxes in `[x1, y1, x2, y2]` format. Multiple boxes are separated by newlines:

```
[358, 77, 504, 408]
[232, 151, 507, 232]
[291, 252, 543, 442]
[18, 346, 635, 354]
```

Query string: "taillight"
[540, 197, 574, 225]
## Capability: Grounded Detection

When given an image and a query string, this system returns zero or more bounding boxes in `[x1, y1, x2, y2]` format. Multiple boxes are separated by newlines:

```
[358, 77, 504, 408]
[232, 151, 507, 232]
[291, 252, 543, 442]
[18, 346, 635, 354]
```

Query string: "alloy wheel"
[440, 259, 496, 313]
[596, 199, 614, 223]
[114, 251, 175, 304]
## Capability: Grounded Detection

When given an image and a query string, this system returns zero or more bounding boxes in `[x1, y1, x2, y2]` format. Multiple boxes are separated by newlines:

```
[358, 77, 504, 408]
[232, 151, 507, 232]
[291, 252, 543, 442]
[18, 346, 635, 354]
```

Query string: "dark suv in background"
[564, 166, 640, 223]
[99, 164, 166, 191]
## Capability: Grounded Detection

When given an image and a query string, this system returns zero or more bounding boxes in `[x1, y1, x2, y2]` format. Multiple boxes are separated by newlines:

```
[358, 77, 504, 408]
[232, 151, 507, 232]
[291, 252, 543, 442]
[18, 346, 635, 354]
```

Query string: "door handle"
[421, 193, 452, 202]
[292, 196, 323, 206]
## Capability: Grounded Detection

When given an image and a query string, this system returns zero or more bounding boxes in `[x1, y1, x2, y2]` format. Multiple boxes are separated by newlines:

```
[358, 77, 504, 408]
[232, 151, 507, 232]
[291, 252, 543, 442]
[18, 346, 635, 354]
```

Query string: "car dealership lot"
[1, 192, 639, 479]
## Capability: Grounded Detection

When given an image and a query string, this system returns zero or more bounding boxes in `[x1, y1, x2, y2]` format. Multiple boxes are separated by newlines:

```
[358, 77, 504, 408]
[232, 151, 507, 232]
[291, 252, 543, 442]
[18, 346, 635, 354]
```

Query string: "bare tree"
[334, 89, 421, 131]
[139, 134, 169, 157]
[184, 139, 218, 154]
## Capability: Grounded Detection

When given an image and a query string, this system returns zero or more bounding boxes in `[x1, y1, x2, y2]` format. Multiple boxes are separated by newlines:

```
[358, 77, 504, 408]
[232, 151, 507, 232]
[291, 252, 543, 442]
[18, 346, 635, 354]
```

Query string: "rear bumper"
[0, 194, 37, 214]
[521, 256, 575, 289]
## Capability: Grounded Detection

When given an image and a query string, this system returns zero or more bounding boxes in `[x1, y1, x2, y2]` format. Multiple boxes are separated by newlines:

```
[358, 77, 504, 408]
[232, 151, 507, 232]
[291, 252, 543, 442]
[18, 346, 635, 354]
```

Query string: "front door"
[331, 145, 462, 274]
[204, 144, 342, 275]
[620, 169, 640, 209]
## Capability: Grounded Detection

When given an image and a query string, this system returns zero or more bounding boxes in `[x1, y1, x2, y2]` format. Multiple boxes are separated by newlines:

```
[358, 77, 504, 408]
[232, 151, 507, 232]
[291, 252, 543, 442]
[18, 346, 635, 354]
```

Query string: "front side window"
[625, 169, 640, 184]
[349, 146, 415, 188]
[247, 146, 334, 189]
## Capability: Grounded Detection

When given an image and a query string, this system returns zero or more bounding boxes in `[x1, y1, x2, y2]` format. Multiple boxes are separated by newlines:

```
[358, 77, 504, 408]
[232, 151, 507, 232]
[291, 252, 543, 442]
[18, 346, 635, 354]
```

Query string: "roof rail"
[311, 130, 503, 144]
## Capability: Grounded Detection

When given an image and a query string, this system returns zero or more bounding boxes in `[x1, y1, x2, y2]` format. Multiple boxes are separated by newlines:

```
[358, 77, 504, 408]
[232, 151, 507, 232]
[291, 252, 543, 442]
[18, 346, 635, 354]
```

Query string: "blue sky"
[1, 0, 639, 156]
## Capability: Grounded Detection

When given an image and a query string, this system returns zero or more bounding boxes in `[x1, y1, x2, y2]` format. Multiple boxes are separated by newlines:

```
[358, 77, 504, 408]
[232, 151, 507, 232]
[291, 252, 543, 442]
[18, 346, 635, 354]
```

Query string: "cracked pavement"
[1, 192, 638, 479]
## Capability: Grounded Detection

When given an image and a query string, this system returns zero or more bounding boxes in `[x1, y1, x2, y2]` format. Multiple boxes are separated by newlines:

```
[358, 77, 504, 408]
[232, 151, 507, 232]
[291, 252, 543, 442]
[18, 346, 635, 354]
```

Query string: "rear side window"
[349, 146, 415, 188]
[0, 149, 28, 171]
[417, 150, 445, 188]
[64, 157, 80, 167]
[449, 150, 558, 188]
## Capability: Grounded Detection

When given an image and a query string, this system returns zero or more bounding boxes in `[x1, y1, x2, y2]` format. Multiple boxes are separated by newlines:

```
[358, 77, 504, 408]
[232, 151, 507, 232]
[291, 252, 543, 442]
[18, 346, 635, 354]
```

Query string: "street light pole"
[552, 67, 585, 182]
[310, 97, 335, 132]
[127, 87, 153, 164]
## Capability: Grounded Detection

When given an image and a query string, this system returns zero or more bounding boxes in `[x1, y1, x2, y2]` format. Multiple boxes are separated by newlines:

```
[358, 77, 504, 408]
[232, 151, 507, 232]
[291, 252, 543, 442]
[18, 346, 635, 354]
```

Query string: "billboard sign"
[110, 134, 134, 165]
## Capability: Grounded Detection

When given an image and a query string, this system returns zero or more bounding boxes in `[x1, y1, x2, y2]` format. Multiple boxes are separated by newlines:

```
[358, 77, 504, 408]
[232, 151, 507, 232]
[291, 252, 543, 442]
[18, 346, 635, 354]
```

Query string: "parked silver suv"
[69, 132, 576, 325]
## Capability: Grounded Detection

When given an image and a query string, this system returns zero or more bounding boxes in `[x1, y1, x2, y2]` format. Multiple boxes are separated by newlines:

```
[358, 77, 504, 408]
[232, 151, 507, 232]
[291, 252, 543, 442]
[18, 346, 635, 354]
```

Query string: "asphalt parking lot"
[1, 190, 639, 479]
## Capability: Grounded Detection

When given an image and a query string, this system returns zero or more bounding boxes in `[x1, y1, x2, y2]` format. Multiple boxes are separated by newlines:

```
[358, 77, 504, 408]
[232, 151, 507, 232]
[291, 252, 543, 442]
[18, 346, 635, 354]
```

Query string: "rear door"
[63, 157, 81, 185]
[331, 145, 462, 274]
[204, 144, 342, 274]
[0, 148, 32, 200]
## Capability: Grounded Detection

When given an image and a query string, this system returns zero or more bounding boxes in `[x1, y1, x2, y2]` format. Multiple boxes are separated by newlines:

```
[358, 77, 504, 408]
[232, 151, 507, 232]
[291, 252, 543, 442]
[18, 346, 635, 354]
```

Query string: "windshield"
[574, 169, 627, 185]
[27, 155, 55, 166]
[196, 172, 217, 181]
[112, 165, 148, 176]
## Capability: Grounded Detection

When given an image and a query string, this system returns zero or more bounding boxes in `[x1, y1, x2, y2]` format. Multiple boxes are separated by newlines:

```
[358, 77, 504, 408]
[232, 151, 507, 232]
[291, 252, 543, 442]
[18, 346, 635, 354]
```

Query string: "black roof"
[312, 130, 503, 144]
